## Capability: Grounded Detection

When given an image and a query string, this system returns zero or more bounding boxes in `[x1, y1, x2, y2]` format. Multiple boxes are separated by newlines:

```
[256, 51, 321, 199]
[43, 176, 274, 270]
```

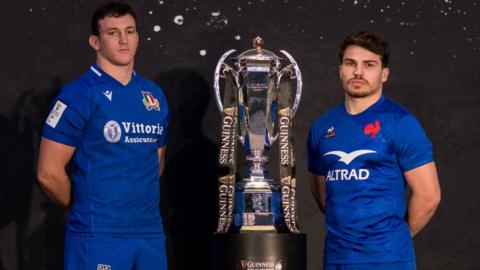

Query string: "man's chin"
[345, 89, 371, 98]
[112, 59, 134, 67]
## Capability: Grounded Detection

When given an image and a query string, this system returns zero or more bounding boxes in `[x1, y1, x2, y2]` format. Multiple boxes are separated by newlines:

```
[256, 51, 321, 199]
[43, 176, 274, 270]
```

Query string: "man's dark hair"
[339, 31, 390, 67]
[91, 1, 136, 36]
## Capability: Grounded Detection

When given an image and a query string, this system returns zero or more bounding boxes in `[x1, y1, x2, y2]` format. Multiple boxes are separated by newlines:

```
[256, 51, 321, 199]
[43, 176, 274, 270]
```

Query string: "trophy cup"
[212, 37, 306, 270]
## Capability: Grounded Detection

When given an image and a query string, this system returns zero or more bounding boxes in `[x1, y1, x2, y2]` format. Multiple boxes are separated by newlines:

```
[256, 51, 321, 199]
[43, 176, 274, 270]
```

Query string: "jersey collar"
[89, 64, 137, 87]
[342, 95, 386, 117]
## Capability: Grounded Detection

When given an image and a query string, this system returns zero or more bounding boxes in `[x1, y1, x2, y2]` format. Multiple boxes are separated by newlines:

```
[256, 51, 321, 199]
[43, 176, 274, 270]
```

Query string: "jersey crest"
[364, 120, 381, 138]
[142, 91, 160, 111]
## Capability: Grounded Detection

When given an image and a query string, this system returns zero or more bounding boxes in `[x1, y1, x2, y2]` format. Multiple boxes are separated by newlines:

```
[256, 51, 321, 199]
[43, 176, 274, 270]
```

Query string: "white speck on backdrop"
[174, 15, 184, 25]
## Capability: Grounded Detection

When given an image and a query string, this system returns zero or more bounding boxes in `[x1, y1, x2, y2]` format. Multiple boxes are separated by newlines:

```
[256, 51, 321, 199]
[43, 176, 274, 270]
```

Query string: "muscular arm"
[157, 146, 166, 176]
[308, 172, 326, 213]
[405, 162, 441, 237]
[36, 137, 75, 209]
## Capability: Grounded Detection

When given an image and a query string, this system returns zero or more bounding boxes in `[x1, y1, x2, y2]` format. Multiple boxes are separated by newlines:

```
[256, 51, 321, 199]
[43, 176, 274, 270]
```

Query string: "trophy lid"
[237, 36, 280, 62]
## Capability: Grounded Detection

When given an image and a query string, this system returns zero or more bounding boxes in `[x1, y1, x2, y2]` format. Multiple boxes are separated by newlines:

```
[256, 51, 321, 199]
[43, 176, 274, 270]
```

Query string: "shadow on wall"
[156, 70, 219, 270]
[0, 79, 64, 270]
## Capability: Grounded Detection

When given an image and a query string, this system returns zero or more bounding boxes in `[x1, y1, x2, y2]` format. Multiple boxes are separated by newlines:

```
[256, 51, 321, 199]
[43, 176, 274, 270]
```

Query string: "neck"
[96, 58, 134, 85]
[344, 90, 382, 115]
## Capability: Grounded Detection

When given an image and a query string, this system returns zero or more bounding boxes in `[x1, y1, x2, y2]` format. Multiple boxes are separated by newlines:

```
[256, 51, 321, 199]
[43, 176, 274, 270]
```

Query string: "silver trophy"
[214, 37, 302, 233]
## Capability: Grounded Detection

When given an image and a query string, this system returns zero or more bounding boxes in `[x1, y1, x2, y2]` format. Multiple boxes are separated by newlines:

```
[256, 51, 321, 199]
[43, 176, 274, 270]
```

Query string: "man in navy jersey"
[308, 31, 441, 270]
[36, 2, 169, 269]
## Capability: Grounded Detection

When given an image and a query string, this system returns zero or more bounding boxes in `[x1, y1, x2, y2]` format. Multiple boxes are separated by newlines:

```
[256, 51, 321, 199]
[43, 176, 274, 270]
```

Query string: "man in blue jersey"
[308, 31, 441, 270]
[36, 2, 169, 269]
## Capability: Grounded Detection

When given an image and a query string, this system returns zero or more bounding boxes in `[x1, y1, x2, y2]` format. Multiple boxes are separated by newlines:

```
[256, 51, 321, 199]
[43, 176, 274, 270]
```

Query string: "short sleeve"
[42, 85, 89, 146]
[307, 125, 326, 176]
[393, 114, 433, 172]
[156, 87, 170, 148]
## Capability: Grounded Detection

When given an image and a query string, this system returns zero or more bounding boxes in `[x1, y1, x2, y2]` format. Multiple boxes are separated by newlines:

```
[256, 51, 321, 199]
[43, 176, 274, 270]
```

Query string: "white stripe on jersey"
[90, 66, 102, 77]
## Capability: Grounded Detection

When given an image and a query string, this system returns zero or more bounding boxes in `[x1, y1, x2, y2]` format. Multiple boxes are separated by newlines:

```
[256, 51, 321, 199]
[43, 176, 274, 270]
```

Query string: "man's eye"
[127, 29, 136, 34]
[108, 31, 117, 36]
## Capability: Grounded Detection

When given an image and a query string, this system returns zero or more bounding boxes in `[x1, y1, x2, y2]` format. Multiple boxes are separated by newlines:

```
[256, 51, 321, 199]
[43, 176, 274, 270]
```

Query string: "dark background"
[1, 0, 479, 269]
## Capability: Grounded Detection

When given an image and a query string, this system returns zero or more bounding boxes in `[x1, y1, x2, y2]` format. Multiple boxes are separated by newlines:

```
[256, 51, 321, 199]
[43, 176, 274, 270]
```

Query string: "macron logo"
[323, 150, 376, 165]
[103, 90, 112, 101]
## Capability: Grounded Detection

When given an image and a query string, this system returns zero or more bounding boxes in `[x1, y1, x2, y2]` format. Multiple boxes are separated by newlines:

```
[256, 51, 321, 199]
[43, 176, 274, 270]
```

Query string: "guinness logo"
[219, 175, 235, 185]
[239, 258, 283, 270]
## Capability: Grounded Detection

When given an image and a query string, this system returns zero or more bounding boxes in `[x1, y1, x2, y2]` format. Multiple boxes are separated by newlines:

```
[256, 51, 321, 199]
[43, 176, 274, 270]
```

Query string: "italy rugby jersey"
[42, 65, 169, 236]
[307, 95, 432, 264]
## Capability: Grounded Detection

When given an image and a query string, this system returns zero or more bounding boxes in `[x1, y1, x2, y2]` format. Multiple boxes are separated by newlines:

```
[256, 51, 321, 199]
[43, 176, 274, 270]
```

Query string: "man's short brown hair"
[91, 1, 136, 36]
[339, 31, 390, 67]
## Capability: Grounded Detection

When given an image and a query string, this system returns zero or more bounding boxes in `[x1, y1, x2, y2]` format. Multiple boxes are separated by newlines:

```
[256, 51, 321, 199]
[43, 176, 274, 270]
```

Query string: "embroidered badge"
[46, 100, 67, 128]
[97, 264, 111, 270]
[142, 91, 160, 111]
[325, 126, 336, 138]
[364, 120, 381, 138]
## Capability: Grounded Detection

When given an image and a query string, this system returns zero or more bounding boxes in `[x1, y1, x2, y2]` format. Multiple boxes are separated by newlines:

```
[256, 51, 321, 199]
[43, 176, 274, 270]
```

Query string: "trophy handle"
[279, 50, 302, 117]
[214, 49, 237, 113]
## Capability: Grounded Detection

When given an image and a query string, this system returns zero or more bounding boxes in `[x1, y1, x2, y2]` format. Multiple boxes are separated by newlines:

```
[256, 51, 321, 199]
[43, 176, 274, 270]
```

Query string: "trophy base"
[212, 232, 306, 270]
[240, 225, 276, 232]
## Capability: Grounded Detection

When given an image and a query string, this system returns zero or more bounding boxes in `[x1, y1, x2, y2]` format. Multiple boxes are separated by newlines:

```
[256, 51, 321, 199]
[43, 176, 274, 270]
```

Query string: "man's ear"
[89, 35, 100, 51]
[382, 67, 390, 83]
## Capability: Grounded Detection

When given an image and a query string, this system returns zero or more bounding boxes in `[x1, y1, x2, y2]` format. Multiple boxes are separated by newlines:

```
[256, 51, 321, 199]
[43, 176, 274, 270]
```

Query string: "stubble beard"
[344, 80, 375, 98]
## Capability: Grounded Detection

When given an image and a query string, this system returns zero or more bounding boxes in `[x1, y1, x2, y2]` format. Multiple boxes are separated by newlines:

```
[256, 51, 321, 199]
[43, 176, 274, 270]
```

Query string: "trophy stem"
[245, 149, 269, 182]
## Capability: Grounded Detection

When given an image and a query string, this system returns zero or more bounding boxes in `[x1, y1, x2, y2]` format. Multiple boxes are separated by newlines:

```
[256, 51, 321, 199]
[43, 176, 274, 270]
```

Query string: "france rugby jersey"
[42, 64, 169, 236]
[307, 95, 432, 264]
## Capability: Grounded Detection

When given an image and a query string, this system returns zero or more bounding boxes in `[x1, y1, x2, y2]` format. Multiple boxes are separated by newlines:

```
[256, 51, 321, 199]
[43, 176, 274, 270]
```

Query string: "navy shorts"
[324, 261, 416, 270]
[64, 231, 167, 270]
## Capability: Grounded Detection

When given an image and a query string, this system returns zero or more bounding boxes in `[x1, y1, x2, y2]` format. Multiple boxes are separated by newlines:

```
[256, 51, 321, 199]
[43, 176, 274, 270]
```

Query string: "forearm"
[158, 147, 166, 176]
[312, 188, 325, 213]
[308, 173, 326, 213]
[407, 193, 440, 237]
[316, 197, 326, 213]
[37, 170, 71, 209]
[159, 155, 165, 176]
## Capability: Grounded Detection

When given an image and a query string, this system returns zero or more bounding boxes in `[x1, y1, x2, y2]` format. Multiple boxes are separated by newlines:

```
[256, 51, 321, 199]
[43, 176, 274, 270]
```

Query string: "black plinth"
[212, 233, 306, 270]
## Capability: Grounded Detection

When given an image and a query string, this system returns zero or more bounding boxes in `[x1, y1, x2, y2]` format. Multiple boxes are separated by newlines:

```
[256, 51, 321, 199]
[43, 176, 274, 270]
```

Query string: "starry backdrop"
[0, 0, 479, 269]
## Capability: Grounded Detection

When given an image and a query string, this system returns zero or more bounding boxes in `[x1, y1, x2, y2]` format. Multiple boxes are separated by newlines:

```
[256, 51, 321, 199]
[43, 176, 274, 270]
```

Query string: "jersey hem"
[402, 157, 433, 172]
[324, 257, 416, 265]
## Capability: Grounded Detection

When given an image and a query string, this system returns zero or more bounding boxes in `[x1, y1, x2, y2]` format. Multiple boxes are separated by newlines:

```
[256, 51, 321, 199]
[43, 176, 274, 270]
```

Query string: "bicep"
[37, 137, 76, 173]
[404, 162, 440, 197]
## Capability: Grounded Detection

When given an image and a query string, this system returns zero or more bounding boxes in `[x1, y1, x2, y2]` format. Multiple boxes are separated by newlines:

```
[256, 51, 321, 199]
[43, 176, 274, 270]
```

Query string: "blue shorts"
[324, 261, 416, 270]
[65, 231, 167, 270]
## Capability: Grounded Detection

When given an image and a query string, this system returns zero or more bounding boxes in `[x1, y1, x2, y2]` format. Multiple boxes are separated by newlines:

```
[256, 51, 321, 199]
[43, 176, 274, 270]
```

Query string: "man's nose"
[353, 65, 363, 76]
[119, 32, 128, 44]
